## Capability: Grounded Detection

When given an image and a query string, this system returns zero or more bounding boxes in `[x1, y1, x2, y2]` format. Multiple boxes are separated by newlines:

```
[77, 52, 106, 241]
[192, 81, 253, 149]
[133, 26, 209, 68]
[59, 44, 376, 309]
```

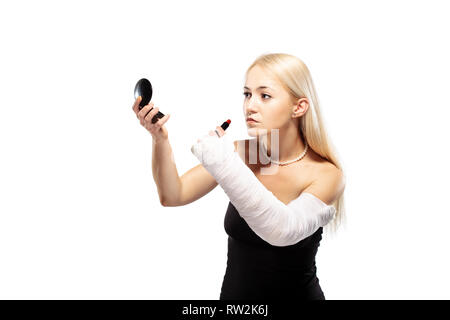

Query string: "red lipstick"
[213, 119, 231, 137]
[221, 119, 231, 130]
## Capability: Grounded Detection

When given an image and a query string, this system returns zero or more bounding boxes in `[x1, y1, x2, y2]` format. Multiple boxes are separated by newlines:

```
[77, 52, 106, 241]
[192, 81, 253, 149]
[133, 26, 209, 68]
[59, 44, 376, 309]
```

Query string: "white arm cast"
[191, 134, 336, 247]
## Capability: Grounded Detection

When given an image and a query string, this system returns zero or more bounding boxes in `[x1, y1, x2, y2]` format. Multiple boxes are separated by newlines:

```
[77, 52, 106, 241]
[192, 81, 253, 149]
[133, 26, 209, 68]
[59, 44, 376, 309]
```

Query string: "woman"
[132, 53, 346, 300]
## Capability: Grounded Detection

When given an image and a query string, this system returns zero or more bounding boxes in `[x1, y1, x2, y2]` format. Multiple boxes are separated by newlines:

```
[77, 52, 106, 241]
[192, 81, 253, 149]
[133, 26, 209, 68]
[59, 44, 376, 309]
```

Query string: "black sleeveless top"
[220, 201, 326, 300]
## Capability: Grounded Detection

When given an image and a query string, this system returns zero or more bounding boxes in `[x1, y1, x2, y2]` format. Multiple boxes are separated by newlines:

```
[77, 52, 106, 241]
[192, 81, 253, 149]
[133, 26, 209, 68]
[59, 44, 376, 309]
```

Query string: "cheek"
[265, 104, 291, 126]
[267, 102, 283, 115]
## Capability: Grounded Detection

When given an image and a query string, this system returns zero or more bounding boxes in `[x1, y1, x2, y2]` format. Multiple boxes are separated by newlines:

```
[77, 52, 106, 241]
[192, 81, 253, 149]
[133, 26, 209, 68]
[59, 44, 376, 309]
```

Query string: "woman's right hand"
[132, 96, 171, 142]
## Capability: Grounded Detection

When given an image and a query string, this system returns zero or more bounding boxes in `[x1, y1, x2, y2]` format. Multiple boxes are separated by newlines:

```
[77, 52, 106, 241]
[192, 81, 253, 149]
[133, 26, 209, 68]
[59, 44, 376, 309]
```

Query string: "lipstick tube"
[209, 119, 231, 137]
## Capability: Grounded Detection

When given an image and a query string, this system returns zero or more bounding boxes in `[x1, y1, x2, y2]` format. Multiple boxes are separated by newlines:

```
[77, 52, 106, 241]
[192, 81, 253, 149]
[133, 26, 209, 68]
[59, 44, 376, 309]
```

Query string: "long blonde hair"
[245, 53, 347, 236]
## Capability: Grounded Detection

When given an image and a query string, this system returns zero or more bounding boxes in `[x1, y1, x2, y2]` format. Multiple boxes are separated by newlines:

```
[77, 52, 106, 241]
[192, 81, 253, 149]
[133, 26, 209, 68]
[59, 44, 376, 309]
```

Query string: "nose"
[244, 98, 259, 116]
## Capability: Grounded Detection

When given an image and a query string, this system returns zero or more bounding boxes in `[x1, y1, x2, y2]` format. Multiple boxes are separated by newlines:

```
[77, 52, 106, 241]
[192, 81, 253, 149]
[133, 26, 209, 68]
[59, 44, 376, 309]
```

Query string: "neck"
[260, 124, 306, 164]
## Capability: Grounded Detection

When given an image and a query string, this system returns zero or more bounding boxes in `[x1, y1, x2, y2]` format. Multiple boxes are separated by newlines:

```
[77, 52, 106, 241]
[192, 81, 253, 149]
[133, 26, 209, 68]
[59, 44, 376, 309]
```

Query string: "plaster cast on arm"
[191, 134, 336, 247]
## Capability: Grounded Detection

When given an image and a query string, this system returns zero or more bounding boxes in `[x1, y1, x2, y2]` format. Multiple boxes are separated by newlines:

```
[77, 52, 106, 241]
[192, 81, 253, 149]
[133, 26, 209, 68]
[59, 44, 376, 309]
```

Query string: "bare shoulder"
[302, 161, 346, 205]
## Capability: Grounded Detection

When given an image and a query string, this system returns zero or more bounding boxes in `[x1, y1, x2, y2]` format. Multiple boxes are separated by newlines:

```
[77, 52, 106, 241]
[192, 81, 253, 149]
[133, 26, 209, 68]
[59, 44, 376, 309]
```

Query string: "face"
[243, 65, 302, 137]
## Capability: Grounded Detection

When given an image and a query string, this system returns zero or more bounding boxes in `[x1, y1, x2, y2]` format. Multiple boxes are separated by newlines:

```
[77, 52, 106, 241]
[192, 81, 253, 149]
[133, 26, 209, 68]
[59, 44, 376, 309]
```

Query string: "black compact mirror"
[134, 78, 165, 124]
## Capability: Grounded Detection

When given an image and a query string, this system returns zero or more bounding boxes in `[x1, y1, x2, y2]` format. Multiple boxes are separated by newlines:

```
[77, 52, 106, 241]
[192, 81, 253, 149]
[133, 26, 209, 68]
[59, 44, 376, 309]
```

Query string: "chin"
[247, 127, 269, 138]
[247, 128, 257, 137]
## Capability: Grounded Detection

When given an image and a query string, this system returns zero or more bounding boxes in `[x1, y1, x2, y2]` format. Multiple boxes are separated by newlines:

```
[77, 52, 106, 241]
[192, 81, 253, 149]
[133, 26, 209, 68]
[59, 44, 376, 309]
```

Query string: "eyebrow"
[243, 86, 272, 91]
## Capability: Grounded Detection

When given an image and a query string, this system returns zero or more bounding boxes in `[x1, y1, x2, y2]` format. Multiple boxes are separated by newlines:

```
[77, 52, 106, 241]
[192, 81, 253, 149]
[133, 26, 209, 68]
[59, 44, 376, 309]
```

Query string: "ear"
[293, 98, 309, 117]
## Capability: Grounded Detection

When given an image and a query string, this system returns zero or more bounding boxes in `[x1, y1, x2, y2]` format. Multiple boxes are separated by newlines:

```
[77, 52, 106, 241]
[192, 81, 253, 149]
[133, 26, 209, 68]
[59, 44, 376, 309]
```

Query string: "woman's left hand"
[191, 125, 234, 168]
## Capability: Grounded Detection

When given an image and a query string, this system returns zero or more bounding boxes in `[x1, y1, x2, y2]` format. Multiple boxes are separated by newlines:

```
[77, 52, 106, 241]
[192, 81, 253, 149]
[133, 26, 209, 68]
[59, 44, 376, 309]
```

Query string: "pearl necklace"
[260, 140, 309, 166]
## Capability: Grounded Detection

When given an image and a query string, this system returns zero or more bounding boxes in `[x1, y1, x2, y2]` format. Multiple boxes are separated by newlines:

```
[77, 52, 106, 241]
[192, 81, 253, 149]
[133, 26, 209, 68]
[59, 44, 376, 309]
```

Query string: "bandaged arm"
[191, 135, 336, 247]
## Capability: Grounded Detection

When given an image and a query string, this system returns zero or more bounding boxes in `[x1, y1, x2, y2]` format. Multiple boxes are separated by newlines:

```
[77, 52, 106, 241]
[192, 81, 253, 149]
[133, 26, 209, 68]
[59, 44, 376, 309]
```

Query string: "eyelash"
[243, 92, 271, 99]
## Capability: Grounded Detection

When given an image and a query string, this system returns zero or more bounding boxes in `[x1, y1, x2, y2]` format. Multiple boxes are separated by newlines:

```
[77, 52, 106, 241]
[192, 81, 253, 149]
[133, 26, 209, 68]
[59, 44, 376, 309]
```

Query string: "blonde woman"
[133, 53, 346, 300]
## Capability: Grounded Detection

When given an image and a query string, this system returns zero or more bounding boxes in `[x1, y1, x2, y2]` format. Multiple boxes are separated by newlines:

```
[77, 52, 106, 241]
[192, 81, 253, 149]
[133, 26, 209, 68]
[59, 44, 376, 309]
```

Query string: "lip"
[246, 118, 259, 123]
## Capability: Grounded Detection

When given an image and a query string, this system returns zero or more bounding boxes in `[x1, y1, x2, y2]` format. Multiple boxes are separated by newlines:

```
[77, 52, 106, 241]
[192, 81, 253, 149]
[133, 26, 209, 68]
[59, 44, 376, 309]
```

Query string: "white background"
[1, 0, 449, 299]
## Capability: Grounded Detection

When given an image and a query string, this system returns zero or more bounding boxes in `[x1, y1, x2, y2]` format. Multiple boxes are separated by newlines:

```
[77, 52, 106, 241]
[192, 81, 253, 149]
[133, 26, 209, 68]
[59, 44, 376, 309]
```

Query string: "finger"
[132, 96, 142, 114]
[144, 106, 160, 122]
[156, 113, 170, 126]
[215, 126, 225, 137]
[141, 107, 159, 128]
[154, 113, 170, 127]
[137, 102, 154, 119]
[152, 112, 168, 128]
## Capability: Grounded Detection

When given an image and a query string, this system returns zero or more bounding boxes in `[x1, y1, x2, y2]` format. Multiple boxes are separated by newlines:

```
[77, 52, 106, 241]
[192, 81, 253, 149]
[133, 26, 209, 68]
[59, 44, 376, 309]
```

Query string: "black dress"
[220, 201, 326, 300]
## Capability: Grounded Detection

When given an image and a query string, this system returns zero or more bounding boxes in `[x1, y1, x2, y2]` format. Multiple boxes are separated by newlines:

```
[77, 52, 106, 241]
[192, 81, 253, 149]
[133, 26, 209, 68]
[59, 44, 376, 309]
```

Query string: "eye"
[242, 92, 271, 99]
